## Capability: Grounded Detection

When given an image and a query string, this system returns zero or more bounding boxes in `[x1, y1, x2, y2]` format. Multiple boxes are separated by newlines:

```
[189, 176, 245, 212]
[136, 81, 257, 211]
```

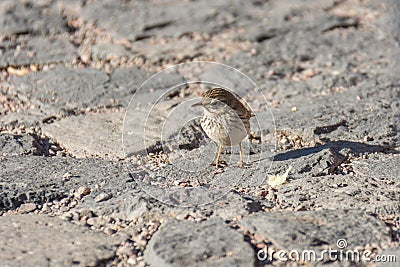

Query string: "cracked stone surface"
[0, 156, 130, 211]
[0, 0, 399, 266]
[78, 0, 237, 41]
[144, 218, 254, 267]
[0, 214, 121, 267]
[377, 248, 400, 267]
[0, 133, 37, 156]
[0, 37, 77, 68]
[352, 153, 400, 181]
[275, 173, 400, 212]
[239, 210, 391, 251]
[5, 67, 111, 111]
[0, 0, 68, 37]
[42, 112, 124, 159]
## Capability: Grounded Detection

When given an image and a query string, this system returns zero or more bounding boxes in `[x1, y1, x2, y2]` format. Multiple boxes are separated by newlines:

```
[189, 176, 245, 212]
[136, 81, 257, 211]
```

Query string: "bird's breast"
[200, 112, 248, 146]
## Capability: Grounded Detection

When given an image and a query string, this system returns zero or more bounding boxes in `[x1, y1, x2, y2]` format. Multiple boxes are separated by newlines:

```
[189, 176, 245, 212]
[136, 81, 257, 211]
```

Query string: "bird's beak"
[191, 101, 202, 107]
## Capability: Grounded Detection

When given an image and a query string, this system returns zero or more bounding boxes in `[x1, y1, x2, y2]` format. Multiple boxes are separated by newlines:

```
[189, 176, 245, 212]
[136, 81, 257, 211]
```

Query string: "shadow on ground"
[273, 140, 391, 161]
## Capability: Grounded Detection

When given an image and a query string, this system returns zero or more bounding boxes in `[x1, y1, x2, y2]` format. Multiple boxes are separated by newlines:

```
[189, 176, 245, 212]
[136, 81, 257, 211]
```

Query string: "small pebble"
[77, 186, 91, 197]
[134, 237, 147, 248]
[60, 206, 70, 212]
[127, 256, 138, 265]
[280, 137, 288, 144]
[86, 217, 96, 226]
[41, 203, 50, 212]
[60, 198, 69, 206]
[104, 227, 117, 235]
[95, 192, 112, 203]
[18, 203, 37, 214]
[117, 244, 134, 256]
[61, 213, 73, 221]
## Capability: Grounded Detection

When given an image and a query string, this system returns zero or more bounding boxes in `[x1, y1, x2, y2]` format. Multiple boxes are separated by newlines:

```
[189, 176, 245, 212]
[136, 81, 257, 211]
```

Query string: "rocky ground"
[0, 0, 399, 266]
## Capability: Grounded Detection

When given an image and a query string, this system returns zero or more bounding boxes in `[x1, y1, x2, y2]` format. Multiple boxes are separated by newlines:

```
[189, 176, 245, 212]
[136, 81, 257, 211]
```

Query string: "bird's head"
[191, 87, 233, 112]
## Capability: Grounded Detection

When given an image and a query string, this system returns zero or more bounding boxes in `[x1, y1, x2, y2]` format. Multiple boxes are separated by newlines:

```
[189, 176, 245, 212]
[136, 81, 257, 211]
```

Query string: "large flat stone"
[42, 112, 124, 159]
[0, 133, 37, 156]
[79, 0, 236, 40]
[0, 0, 67, 37]
[0, 37, 77, 68]
[223, 0, 400, 150]
[0, 110, 45, 129]
[0, 214, 121, 267]
[91, 42, 134, 61]
[239, 210, 391, 251]
[271, 150, 399, 213]
[109, 66, 185, 107]
[377, 247, 400, 267]
[3, 66, 186, 128]
[6, 67, 110, 110]
[227, 0, 399, 85]
[144, 218, 254, 267]
[271, 140, 389, 178]
[73, 187, 274, 223]
[352, 154, 400, 182]
[269, 81, 400, 150]
[0, 156, 130, 211]
[275, 174, 400, 212]
[2, 66, 134, 128]
[273, 146, 346, 178]
[133, 37, 205, 63]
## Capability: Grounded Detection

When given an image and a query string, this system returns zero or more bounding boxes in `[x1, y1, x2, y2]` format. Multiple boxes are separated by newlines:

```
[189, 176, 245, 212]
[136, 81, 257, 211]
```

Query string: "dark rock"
[352, 154, 400, 182]
[145, 218, 254, 267]
[3, 66, 186, 129]
[0, 156, 130, 211]
[79, 0, 236, 40]
[73, 190, 153, 222]
[377, 247, 400, 267]
[7, 67, 110, 110]
[0, 133, 37, 156]
[273, 147, 346, 177]
[0, 214, 121, 267]
[240, 210, 391, 251]
[18, 202, 37, 213]
[275, 174, 400, 211]
[91, 42, 134, 61]
[133, 37, 205, 63]
[41, 112, 124, 159]
[0, 0, 68, 37]
[0, 37, 76, 68]
[95, 192, 113, 203]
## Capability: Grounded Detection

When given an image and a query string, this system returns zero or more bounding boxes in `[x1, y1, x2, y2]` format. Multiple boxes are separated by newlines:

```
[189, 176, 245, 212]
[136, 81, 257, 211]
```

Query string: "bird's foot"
[237, 161, 250, 168]
[213, 167, 225, 174]
[211, 160, 226, 168]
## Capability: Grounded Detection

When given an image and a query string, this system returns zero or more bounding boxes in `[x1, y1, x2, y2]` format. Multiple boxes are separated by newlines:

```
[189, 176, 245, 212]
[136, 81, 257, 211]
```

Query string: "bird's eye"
[210, 100, 222, 106]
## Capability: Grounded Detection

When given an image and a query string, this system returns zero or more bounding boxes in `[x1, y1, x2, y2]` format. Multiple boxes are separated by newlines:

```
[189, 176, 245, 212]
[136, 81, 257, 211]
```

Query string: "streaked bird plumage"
[192, 87, 253, 167]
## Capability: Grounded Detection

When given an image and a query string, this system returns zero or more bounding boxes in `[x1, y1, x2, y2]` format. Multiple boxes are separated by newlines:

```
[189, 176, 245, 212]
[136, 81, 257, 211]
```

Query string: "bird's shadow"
[273, 140, 391, 161]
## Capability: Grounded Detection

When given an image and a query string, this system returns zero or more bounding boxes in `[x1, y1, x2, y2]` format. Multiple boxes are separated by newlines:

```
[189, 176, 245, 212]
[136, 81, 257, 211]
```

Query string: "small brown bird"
[192, 87, 253, 168]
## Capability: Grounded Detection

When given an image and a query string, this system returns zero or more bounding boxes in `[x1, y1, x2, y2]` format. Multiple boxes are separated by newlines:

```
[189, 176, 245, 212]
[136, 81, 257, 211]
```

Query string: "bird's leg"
[238, 142, 243, 167]
[216, 144, 223, 168]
